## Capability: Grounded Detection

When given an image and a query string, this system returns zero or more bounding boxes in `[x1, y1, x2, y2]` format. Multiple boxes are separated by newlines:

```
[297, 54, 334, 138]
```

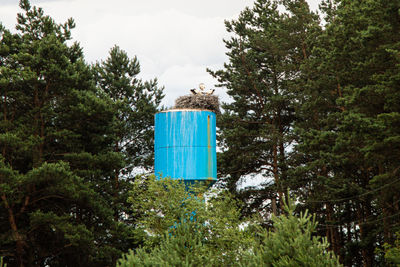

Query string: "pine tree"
[212, 0, 400, 265]
[209, 0, 320, 216]
[241, 196, 341, 267]
[292, 0, 400, 265]
[93, 45, 164, 222]
[0, 1, 132, 265]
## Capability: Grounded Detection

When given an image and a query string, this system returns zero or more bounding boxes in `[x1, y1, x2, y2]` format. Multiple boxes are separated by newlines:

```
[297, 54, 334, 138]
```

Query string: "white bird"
[190, 83, 215, 95]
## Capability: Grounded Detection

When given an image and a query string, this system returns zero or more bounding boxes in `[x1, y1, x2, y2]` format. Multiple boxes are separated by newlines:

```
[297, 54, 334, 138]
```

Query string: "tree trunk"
[114, 142, 120, 221]
[272, 144, 283, 214]
[326, 203, 340, 256]
[271, 197, 277, 216]
[1, 194, 26, 267]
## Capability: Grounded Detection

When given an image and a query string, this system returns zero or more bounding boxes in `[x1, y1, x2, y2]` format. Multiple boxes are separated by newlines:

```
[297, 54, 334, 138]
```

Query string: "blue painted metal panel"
[155, 109, 217, 183]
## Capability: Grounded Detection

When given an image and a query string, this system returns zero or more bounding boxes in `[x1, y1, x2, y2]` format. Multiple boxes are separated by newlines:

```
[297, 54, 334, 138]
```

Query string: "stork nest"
[174, 94, 220, 114]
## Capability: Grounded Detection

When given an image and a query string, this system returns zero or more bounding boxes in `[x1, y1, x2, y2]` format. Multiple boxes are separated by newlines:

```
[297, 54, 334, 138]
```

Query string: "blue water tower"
[154, 109, 217, 186]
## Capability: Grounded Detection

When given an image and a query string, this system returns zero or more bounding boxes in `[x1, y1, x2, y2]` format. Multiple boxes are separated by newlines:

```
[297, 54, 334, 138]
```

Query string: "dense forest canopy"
[0, 0, 163, 265]
[1, 0, 400, 266]
[210, 0, 400, 265]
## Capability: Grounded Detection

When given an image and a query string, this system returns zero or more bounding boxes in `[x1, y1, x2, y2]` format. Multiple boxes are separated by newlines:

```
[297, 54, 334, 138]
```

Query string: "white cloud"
[1, 0, 321, 106]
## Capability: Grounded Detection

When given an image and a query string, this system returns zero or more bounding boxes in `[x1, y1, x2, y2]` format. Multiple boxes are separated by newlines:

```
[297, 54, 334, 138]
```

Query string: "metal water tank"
[155, 109, 217, 185]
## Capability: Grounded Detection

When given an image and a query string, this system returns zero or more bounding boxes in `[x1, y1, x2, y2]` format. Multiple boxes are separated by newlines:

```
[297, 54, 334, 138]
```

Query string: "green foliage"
[290, 0, 400, 265]
[381, 231, 400, 266]
[130, 177, 255, 260]
[0, 1, 160, 265]
[93, 45, 164, 170]
[209, 0, 321, 215]
[118, 219, 215, 267]
[128, 176, 204, 244]
[2, 0, 400, 265]
[241, 197, 341, 267]
[213, 0, 400, 265]
[92, 45, 164, 255]
[118, 179, 341, 267]
[121, 177, 257, 266]
[0, 256, 6, 267]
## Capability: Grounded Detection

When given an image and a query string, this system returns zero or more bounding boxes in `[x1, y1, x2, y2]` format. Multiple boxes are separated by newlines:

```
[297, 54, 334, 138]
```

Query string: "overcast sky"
[1, 0, 321, 107]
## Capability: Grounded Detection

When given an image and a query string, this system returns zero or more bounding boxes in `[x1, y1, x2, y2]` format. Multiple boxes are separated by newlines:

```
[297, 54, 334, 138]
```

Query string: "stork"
[190, 83, 215, 95]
